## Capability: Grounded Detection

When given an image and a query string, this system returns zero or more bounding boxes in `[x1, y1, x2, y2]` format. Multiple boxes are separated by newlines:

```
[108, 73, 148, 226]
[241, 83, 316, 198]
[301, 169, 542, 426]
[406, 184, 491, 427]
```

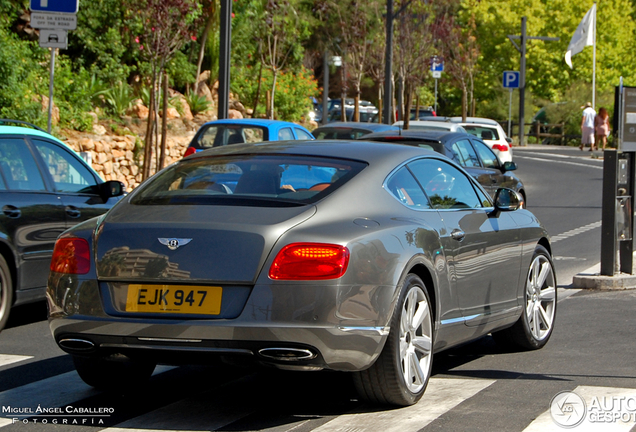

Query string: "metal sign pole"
[434, 78, 438, 113]
[508, 88, 513, 138]
[47, 48, 56, 133]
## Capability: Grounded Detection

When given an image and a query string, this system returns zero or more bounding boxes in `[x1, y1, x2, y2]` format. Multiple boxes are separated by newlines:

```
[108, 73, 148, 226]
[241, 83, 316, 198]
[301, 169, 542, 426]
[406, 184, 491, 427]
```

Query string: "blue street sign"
[503, 71, 520, 89]
[30, 0, 79, 14]
[431, 61, 444, 72]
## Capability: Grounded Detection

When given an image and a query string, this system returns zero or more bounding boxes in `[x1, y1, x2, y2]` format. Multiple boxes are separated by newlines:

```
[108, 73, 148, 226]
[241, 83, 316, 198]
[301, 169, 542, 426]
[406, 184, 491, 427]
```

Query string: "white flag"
[565, 4, 596, 68]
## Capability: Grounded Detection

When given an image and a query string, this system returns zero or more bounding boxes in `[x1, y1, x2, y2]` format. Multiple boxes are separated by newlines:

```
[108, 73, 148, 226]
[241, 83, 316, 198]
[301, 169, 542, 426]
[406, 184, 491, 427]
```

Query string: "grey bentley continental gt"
[48, 140, 556, 406]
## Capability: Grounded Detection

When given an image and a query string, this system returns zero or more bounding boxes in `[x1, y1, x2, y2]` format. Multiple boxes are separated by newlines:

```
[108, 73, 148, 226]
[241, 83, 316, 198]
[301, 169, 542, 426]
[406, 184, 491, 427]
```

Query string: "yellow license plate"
[125, 284, 222, 315]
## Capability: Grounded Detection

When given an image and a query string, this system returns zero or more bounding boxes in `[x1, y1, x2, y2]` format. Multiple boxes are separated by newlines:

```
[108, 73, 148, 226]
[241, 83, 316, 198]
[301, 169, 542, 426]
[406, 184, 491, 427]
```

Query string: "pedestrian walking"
[580, 102, 596, 151]
[595, 107, 611, 150]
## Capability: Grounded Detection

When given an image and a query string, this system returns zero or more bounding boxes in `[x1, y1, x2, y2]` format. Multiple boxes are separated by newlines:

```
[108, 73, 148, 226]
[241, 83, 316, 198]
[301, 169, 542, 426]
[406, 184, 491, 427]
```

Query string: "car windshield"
[131, 154, 367, 207]
[463, 125, 500, 141]
[195, 124, 267, 149]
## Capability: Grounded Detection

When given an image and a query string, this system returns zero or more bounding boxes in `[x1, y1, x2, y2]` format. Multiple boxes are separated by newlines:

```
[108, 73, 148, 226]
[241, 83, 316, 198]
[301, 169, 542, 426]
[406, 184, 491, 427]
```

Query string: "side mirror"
[505, 137, 513, 144]
[99, 180, 125, 201]
[502, 161, 517, 172]
[493, 188, 522, 212]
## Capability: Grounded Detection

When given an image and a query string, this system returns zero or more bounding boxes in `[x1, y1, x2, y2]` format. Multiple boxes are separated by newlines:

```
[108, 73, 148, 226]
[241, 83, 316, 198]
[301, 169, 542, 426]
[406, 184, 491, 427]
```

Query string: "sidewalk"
[571, 252, 636, 290]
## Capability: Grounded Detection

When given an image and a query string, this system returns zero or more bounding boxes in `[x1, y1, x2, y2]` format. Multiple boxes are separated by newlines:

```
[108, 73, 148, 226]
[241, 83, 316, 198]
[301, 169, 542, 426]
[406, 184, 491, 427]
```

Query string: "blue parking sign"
[30, 0, 78, 14]
[503, 71, 520, 89]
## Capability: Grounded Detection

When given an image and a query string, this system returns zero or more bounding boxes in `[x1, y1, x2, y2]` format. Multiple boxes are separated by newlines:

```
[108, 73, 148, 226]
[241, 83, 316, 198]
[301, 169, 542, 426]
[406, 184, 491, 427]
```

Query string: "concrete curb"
[571, 256, 636, 290]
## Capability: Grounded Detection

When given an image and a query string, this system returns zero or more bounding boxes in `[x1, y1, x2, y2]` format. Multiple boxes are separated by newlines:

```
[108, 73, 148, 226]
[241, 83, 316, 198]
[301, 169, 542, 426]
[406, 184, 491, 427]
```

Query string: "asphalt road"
[2, 145, 635, 432]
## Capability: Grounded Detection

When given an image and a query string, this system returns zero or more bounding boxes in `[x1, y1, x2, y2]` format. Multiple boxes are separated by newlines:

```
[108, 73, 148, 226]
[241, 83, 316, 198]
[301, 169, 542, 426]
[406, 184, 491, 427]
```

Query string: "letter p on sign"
[503, 71, 520, 89]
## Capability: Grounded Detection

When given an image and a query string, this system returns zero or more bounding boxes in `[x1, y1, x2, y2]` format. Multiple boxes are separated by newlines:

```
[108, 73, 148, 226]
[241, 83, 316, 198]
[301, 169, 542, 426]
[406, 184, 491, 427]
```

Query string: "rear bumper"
[51, 320, 388, 371]
[48, 277, 396, 371]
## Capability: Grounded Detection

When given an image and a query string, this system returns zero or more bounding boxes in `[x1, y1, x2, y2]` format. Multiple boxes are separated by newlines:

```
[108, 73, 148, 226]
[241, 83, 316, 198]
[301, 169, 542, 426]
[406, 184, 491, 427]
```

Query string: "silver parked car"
[48, 140, 556, 406]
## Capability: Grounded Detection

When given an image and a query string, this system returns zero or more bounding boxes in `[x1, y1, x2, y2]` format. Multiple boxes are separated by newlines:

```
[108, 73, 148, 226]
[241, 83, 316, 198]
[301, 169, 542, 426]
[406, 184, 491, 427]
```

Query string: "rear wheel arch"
[407, 263, 437, 324]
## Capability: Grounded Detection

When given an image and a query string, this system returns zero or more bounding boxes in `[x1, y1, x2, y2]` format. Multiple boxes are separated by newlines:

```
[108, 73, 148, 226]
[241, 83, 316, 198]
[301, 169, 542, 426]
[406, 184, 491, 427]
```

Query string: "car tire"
[0, 255, 13, 333]
[353, 274, 433, 406]
[493, 245, 556, 350]
[72, 354, 156, 390]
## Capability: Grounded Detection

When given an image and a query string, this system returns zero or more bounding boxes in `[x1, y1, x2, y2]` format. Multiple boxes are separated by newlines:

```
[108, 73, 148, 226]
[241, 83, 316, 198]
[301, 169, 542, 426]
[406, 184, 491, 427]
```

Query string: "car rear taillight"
[269, 243, 350, 280]
[50, 238, 90, 274]
[492, 144, 509, 152]
[183, 147, 197, 157]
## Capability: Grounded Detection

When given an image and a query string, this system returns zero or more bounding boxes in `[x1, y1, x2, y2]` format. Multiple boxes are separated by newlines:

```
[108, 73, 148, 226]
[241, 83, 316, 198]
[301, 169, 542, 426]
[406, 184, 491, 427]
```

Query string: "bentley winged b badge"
[158, 238, 192, 251]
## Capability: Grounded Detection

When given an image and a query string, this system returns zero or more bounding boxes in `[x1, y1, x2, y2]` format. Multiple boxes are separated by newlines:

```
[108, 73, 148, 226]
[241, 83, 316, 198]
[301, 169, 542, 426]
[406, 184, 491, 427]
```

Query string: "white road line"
[0, 366, 174, 428]
[516, 155, 603, 169]
[551, 221, 602, 243]
[104, 374, 258, 432]
[523, 386, 636, 432]
[517, 151, 605, 161]
[0, 355, 32, 368]
[312, 378, 495, 432]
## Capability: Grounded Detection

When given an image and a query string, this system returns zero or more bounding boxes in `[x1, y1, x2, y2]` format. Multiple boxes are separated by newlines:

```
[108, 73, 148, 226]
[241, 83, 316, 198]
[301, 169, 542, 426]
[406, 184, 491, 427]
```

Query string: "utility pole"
[383, 0, 414, 125]
[218, 0, 232, 120]
[508, 17, 558, 146]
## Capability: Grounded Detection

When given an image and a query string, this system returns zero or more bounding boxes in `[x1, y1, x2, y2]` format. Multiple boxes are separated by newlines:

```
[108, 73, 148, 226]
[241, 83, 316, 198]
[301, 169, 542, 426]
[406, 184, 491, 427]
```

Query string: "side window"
[407, 158, 484, 209]
[0, 138, 46, 191]
[451, 140, 480, 167]
[295, 128, 314, 140]
[385, 166, 431, 209]
[32, 139, 98, 193]
[473, 140, 500, 169]
[278, 128, 294, 140]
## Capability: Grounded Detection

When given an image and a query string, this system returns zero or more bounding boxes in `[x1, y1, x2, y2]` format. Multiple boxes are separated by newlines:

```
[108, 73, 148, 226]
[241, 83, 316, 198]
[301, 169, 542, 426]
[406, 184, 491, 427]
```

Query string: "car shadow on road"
[5, 301, 48, 330]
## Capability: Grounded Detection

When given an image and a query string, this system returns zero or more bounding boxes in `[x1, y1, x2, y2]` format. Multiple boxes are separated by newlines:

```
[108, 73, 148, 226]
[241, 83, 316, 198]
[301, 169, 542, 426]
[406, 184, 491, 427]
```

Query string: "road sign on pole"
[39, 29, 68, 49]
[503, 71, 520, 89]
[430, 57, 444, 72]
[31, 12, 77, 30]
[30, 0, 78, 14]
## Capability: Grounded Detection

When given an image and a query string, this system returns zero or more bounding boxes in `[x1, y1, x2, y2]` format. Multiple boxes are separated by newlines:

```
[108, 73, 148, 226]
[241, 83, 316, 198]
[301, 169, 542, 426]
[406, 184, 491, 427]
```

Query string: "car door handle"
[451, 229, 465, 241]
[2, 205, 21, 218]
[65, 206, 81, 218]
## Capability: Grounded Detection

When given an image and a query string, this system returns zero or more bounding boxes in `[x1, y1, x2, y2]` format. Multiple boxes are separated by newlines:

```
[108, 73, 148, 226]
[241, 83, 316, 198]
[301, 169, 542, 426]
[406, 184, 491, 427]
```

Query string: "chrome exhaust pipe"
[258, 348, 316, 361]
[58, 338, 95, 351]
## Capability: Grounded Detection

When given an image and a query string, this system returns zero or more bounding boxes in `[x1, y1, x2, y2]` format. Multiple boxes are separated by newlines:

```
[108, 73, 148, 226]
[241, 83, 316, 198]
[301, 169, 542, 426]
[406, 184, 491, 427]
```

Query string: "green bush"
[104, 82, 137, 116]
[184, 91, 211, 115]
[232, 66, 318, 121]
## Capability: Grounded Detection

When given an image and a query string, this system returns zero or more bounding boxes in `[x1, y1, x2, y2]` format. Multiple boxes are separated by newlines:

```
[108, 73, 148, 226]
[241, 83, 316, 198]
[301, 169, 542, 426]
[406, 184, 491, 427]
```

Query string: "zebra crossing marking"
[311, 378, 495, 432]
[0, 366, 174, 428]
[0, 355, 32, 368]
[523, 386, 636, 432]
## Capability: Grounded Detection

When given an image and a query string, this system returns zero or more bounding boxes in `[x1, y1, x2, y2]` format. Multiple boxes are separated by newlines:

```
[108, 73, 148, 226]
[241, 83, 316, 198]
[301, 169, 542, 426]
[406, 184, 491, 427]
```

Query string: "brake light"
[492, 144, 509, 152]
[183, 147, 197, 157]
[269, 243, 350, 280]
[50, 238, 90, 274]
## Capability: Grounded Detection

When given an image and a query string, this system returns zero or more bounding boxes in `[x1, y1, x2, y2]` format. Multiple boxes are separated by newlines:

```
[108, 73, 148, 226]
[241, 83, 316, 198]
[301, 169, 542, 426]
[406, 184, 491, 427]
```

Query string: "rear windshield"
[131, 154, 367, 207]
[194, 124, 267, 149]
[463, 125, 500, 141]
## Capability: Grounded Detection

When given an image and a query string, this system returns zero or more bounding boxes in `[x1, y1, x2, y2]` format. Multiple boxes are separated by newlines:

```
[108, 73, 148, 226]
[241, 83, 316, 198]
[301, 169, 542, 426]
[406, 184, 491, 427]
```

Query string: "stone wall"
[63, 132, 195, 191]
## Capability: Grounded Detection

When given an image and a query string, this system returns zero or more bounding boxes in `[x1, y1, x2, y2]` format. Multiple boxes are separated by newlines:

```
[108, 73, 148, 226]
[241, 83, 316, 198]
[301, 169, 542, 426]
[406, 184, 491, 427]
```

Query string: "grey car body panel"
[49, 140, 550, 371]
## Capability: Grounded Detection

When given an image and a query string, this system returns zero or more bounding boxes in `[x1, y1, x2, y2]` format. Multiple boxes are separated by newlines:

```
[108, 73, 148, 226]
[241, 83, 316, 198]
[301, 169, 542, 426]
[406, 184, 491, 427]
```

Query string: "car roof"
[0, 124, 73, 148]
[360, 130, 470, 144]
[449, 117, 500, 126]
[186, 139, 439, 166]
[200, 119, 309, 129]
[313, 122, 399, 133]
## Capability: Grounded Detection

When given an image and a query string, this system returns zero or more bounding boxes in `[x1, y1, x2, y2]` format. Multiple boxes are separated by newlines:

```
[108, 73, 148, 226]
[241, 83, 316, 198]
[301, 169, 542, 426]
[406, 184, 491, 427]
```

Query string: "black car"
[312, 122, 399, 139]
[0, 121, 124, 331]
[361, 130, 527, 205]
